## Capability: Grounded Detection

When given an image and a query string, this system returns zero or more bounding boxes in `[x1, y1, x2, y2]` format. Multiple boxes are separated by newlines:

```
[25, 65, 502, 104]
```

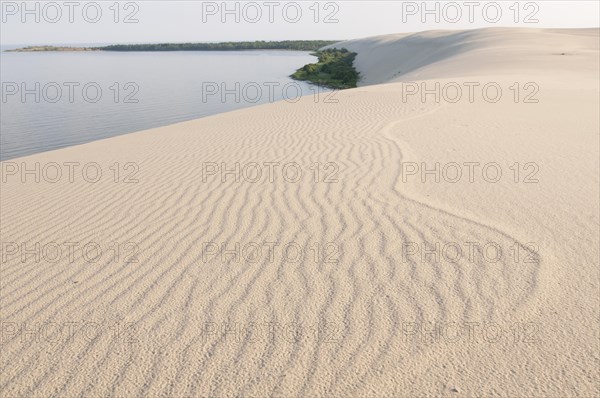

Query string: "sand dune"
[326, 28, 599, 85]
[1, 28, 599, 397]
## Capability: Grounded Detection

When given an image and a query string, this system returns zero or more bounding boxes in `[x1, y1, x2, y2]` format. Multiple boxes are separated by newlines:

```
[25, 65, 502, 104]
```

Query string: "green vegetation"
[102, 40, 338, 51]
[8, 41, 339, 52]
[291, 48, 359, 89]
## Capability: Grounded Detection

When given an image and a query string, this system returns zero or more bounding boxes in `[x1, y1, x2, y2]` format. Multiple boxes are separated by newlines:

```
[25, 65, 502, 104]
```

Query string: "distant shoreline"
[7, 40, 340, 52]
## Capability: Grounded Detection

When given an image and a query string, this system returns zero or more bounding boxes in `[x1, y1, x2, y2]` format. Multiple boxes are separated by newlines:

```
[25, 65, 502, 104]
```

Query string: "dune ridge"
[325, 27, 600, 85]
[1, 28, 599, 396]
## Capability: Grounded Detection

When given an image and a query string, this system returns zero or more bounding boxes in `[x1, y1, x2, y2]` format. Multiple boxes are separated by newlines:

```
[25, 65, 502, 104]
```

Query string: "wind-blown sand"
[1, 28, 599, 397]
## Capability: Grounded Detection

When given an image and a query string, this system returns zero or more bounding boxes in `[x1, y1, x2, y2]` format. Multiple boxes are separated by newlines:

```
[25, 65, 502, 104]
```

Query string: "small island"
[291, 48, 359, 89]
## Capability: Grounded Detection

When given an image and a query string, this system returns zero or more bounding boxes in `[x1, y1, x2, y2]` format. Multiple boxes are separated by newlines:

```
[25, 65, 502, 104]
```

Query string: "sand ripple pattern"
[1, 88, 542, 397]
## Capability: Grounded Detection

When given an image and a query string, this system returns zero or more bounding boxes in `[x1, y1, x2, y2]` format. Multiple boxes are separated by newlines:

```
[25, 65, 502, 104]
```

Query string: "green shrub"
[291, 48, 359, 89]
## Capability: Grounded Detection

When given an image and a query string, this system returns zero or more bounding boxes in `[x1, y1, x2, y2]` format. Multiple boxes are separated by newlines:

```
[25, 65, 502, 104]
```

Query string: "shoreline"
[5, 40, 340, 53]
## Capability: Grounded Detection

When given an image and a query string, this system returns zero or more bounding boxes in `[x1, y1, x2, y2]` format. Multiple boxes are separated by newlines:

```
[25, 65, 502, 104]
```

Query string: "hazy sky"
[1, 1, 599, 45]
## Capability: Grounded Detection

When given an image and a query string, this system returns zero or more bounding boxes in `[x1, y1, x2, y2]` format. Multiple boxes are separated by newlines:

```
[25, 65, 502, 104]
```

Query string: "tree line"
[101, 41, 339, 52]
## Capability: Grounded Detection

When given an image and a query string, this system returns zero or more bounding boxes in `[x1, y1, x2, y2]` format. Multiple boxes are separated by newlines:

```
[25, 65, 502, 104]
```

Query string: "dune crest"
[325, 27, 599, 85]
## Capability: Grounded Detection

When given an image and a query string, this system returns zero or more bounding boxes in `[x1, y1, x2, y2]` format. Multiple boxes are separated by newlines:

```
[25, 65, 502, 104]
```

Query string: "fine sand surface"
[1, 28, 599, 397]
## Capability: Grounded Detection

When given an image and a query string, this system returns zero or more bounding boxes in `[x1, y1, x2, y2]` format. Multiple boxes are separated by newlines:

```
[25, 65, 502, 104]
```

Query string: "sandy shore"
[1, 28, 599, 397]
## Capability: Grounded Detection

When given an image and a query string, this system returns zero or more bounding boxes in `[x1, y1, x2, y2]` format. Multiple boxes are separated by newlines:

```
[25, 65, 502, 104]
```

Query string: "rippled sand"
[1, 28, 598, 397]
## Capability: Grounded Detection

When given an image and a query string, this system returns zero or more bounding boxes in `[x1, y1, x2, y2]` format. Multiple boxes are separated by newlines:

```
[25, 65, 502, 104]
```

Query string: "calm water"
[0, 50, 320, 160]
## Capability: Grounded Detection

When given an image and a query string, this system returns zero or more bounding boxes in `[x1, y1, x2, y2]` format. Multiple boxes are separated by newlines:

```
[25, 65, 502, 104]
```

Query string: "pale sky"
[1, 1, 599, 45]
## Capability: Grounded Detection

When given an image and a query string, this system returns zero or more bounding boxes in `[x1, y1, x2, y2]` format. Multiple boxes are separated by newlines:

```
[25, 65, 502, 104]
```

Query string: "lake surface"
[0, 50, 320, 160]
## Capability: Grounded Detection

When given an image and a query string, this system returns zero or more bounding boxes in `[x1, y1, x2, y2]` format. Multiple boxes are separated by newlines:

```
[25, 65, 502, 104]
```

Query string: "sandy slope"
[1, 28, 599, 397]
[325, 28, 600, 85]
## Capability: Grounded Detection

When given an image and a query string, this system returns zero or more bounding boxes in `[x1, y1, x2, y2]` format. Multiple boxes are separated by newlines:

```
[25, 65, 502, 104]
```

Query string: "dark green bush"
[291, 48, 359, 89]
